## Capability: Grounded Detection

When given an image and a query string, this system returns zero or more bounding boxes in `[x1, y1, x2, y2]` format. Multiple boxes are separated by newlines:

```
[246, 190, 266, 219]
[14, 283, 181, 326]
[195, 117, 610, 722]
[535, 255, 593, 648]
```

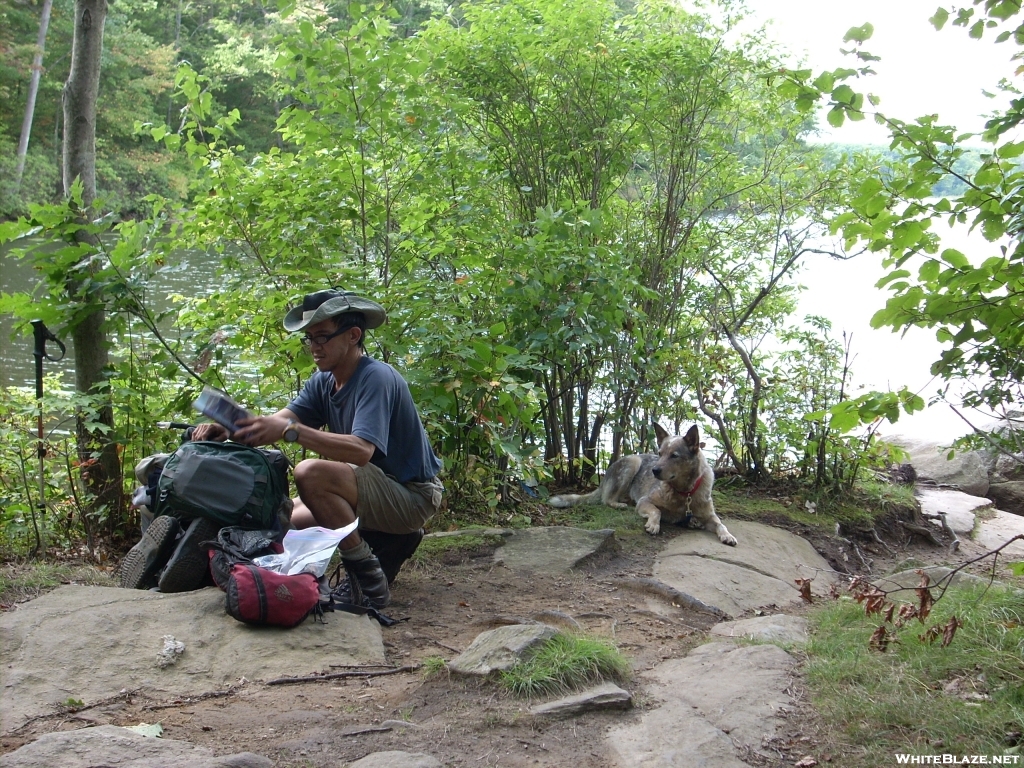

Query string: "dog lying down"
[548, 423, 737, 546]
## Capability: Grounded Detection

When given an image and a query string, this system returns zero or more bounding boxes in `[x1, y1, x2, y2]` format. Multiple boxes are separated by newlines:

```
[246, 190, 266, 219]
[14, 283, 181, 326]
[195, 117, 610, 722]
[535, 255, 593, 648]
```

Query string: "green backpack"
[154, 441, 290, 530]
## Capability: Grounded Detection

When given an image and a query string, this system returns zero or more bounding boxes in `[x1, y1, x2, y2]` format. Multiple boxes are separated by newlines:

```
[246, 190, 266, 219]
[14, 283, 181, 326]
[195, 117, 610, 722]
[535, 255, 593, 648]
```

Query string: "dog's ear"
[653, 422, 670, 447]
[684, 425, 700, 449]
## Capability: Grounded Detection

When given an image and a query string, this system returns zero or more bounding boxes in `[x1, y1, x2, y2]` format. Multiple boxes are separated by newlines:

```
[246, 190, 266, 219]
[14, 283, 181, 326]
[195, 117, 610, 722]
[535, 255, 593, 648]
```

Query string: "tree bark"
[14, 0, 53, 191]
[63, 0, 123, 526]
[63, 0, 106, 204]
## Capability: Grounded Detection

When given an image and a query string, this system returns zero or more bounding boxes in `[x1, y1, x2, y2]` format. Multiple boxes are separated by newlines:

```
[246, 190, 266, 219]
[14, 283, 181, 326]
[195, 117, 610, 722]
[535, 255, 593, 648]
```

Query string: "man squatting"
[230, 288, 443, 608]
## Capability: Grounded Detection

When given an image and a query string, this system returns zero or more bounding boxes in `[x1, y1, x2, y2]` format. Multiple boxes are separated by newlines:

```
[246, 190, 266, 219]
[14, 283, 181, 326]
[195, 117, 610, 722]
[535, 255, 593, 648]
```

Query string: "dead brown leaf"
[940, 616, 962, 648]
[795, 578, 813, 604]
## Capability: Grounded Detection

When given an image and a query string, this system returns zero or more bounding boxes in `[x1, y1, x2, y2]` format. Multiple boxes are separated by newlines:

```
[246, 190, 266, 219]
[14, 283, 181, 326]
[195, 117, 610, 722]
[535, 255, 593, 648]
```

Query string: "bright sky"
[743, 1, 1016, 441]
[746, 0, 1014, 144]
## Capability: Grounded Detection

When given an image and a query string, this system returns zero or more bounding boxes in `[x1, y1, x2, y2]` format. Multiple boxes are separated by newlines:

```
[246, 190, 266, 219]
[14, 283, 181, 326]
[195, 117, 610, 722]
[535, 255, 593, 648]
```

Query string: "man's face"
[304, 318, 356, 371]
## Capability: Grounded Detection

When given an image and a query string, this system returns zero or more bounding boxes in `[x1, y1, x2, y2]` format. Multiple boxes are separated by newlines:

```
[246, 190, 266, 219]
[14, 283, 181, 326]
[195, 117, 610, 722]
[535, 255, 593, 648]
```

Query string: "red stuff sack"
[225, 563, 319, 628]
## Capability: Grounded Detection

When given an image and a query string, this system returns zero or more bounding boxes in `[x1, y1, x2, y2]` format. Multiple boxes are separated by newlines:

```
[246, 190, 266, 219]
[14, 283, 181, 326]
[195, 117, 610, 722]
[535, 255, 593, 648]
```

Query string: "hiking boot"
[157, 516, 220, 593]
[119, 514, 180, 590]
[331, 553, 390, 609]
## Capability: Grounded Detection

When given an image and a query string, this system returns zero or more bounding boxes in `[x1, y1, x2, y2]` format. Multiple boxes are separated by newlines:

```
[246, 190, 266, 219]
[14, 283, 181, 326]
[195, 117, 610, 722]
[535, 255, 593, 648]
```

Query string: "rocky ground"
[1, 489, 1021, 768]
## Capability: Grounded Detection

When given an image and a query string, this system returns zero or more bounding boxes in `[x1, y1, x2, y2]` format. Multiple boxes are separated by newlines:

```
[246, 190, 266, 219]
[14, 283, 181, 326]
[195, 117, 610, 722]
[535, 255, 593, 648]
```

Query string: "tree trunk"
[14, 0, 54, 191]
[63, 0, 106, 202]
[63, 0, 123, 527]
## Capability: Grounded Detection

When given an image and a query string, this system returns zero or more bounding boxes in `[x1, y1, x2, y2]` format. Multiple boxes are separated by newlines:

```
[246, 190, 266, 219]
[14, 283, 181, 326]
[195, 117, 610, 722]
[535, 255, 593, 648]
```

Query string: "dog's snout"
[651, 466, 662, 478]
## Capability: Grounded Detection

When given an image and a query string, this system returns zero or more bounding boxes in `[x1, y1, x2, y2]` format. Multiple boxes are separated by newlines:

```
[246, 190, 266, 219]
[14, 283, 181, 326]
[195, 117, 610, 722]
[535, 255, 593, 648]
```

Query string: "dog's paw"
[719, 532, 737, 546]
[645, 520, 662, 535]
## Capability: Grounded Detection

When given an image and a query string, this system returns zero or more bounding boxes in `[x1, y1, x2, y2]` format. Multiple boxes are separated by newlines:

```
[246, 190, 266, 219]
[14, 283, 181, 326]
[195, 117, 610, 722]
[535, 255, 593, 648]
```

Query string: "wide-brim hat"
[283, 289, 387, 332]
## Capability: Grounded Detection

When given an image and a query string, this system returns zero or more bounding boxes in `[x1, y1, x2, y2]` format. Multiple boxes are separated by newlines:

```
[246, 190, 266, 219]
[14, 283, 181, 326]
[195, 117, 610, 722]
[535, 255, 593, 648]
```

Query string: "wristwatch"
[281, 419, 301, 443]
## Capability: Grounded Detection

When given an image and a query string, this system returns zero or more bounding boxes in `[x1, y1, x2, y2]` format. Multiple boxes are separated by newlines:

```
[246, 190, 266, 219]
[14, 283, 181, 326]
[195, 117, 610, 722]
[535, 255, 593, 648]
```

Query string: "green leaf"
[832, 84, 856, 105]
[930, 8, 949, 30]
[941, 248, 969, 269]
[828, 403, 862, 432]
[827, 107, 846, 129]
[996, 141, 1024, 159]
[843, 23, 875, 43]
[918, 260, 940, 281]
[812, 72, 835, 92]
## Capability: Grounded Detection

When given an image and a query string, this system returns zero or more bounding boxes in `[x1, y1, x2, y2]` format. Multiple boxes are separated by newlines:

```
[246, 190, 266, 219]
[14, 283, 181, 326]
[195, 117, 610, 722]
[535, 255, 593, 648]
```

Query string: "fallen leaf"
[795, 756, 818, 767]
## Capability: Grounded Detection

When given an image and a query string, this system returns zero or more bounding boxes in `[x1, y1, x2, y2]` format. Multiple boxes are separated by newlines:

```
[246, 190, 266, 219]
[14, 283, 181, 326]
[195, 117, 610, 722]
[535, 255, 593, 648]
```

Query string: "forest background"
[0, 0, 1019, 558]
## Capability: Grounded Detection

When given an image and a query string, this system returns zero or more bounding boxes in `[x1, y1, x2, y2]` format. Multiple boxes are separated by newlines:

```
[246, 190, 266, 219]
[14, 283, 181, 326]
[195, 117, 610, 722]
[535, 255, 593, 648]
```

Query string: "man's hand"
[191, 422, 229, 442]
[232, 415, 291, 447]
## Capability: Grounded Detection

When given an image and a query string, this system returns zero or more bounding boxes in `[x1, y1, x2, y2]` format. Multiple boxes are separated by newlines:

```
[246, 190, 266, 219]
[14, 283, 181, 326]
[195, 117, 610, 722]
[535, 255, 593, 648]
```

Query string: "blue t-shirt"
[286, 356, 442, 484]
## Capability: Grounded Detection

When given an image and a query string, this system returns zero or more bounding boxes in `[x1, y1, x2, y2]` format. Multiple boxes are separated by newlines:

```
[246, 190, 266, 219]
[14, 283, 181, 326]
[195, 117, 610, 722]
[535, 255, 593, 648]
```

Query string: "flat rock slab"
[448, 624, 557, 675]
[653, 520, 835, 618]
[347, 751, 442, 768]
[0, 585, 385, 733]
[494, 527, 618, 573]
[607, 641, 797, 767]
[975, 510, 1024, 560]
[0, 724, 272, 768]
[916, 487, 991, 534]
[710, 614, 809, 644]
[529, 682, 632, 717]
[874, 566, 991, 592]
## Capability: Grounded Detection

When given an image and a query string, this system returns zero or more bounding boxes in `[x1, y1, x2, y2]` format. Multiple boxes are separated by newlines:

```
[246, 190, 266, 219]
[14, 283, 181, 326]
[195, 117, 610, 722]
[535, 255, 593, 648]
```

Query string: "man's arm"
[234, 409, 375, 465]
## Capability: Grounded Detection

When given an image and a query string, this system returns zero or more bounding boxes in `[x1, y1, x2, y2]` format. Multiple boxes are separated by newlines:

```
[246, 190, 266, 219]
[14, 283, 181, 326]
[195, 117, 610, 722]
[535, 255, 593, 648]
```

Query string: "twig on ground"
[328, 663, 394, 669]
[145, 687, 241, 711]
[338, 724, 394, 736]
[11, 689, 143, 732]
[267, 664, 419, 686]
[425, 637, 462, 654]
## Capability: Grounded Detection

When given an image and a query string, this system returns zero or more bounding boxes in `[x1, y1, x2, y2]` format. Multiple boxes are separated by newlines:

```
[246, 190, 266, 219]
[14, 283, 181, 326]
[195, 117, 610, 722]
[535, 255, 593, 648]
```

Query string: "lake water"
[0, 240, 218, 390]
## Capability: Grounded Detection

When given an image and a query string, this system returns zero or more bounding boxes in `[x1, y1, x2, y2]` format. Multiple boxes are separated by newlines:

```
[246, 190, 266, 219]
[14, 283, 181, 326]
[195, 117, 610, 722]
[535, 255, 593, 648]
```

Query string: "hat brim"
[283, 295, 387, 332]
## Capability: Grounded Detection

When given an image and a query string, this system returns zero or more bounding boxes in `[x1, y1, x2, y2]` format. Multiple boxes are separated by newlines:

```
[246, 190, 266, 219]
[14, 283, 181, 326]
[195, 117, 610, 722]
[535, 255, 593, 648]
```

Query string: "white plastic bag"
[252, 520, 358, 577]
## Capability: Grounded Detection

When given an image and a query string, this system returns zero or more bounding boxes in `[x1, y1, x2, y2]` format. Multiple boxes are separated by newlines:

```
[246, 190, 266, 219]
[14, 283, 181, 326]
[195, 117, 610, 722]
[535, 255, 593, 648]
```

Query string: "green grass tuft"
[499, 633, 632, 697]
[0, 561, 110, 606]
[420, 655, 448, 680]
[806, 584, 1024, 765]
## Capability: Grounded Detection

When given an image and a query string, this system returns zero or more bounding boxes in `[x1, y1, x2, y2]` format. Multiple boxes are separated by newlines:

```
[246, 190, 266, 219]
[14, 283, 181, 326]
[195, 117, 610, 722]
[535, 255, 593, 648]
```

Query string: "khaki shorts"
[354, 462, 442, 534]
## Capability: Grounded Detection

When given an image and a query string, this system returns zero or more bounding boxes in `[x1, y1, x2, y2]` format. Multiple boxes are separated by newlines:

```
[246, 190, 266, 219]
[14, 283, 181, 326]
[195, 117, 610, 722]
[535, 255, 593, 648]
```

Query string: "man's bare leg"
[291, 458, 388, 607]
[291, 459, 363, 550]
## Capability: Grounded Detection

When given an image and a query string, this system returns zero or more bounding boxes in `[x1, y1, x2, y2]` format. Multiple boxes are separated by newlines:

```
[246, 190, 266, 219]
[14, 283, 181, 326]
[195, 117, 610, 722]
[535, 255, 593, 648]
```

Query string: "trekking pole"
[30, 319, 65, 554]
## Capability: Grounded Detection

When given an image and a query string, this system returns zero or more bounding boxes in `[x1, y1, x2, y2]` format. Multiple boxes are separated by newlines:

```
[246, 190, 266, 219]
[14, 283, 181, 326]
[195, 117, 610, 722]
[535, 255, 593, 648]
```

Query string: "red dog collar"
[675, 475, 703, 498]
